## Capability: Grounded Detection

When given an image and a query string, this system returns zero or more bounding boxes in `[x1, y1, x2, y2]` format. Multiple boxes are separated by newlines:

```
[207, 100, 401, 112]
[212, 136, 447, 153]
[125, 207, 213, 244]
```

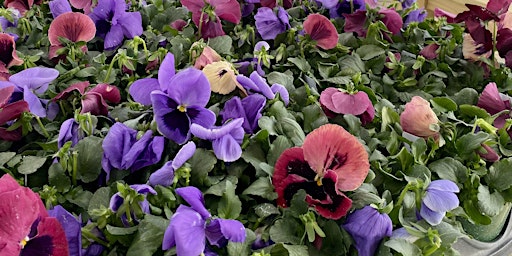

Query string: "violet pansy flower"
[254, 7, 290, 40]
[420, 180, 460, 226]
[110, 184, 157, 215]
[0, 67, 59, 117]
[58, 118, 83, 148]
[404, 8, 427, 27]
[237, 71, 289, 105]
[102, 122, 165, 180]
[343, 206, 392, 256]
[191, 118, 245, 162]
[149, 141, 196, 187]
[89, 0, 143, 50]
[49, 0, 71, 18]
[162, 186, 246, 255]
[220, 94, 266, 134]
[48, 205, 82, 256]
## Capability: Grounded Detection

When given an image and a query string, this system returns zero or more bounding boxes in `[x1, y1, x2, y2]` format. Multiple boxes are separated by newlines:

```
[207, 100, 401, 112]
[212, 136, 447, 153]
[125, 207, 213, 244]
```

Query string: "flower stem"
[35, 116, 49, 138]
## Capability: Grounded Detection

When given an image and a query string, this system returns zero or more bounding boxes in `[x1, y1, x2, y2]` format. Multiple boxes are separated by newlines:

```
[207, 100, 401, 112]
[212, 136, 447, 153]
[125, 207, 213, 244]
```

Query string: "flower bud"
[400, 96, 440, 138]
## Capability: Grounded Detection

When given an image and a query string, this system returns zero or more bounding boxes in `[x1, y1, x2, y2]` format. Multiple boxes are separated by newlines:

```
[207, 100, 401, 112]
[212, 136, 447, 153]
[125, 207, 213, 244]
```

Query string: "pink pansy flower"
[0, 174, 69, 255]
[320, 87, 375, 125]
[420, 43, 440, 60]
[180, 0, 241, 39]
[4, 0, 42, 15]
[53, 81, 121, 116]
[303, 13, 338, 50]
[48, 12, 96, 59]
[70, 0, 93, 14]
[194, 46, 222, 69]
[477, 82, 511, 129]
[400, 96, 440, 139]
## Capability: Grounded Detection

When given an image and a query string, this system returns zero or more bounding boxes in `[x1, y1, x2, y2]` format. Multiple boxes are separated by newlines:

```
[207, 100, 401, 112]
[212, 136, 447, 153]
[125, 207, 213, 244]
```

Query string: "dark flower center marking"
[0, 37, 14, 65]
[287, 159, 316, 180]
[328, 153, 347, 170]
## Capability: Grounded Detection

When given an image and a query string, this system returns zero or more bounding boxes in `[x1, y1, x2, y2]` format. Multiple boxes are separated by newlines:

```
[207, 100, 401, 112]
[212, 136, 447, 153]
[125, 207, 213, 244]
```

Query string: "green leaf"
[477, 185, 505, 216]
[271, 244, 308, 256]
[189, 148, 217, 186]
[288, 57, 311, 72]
[227, 229, 256, 256]
[451, 88, 479, 106]
[356, 45, 385, 60]
[267, 136, 292, 167]
[411, 138, 427, 164]
[430, 97, 457, 112]
[302, 104, 328, 133]
[127, 215, 169, 256]
[323, 76, 351, 85]
[269, 219, 304, 244]
[0, 152, 15, 166]
[458, 105, 491, 119]
[428, 157, 467, 184]
[17, 156, 47, 175]
[254, 203, 280, 218]
[381, 106, 399, 132]
[486, 158, 512, 191]
[218, 180, 242, 219]
[208, 35, 233, 55]
[338, 54, 366, 75]
[385, 238, 422, 256]
[88, 187, 112, 216]
[48, 162, 71, 192]
[106, 225, 139, 236]
[455, 132, 489, 155]
[242, 177, 277, 200]
[464, 199, 491, 225]
[75, 137, 103, 183]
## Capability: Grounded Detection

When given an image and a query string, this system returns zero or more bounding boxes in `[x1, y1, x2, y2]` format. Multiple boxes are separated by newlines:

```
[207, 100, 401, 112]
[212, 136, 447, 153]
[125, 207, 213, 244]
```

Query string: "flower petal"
[48, 205, 81, 256]
[420, 202, 445, 226]
[428, 180, 460, 193]
[303, 13, 339, 50]
[53, 81, 90, 101]
[22, 217, 69, 256]
[423, 189, 459, 212]
[191, 118, 244, 140]
[168, 67, 211, 107]
[158, 53, 176, 91]
[49, 0, 71, 18]
[172, 141, 196, 170]
[212, 134, 243, 162]
[205, 219, 246, 247]
[0, 100, 29, 125]
[148, 161, 175, 187]
[10, 67, 59, 94]
[271, 83, 289, 105]
[23, 87, 46, 117]
[118, 12, 143, 39]
[165, 206, 206, 255]
[88, 84, 121, 103]
[129, 78, 160, 106]
[175, 186, 211, 219]
[331, 90, 370, 115]
[104, 24, 124, 50]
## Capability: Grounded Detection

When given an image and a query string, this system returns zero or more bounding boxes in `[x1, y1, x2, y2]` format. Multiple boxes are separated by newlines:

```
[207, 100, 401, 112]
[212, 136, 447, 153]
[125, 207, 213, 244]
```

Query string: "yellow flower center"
[20, 236, 29, 248]
[178, 105, 187, 112]
[314, 174, 322, 186]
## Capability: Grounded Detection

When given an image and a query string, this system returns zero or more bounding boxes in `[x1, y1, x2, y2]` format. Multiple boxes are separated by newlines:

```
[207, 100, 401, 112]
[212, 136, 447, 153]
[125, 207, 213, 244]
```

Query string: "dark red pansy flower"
[180, 0, 241, 39]
[53, 81, 121, 116]
[303, 14, 338, 50]
[0, 85, 29, 141]
[48, 12, 96, 59]
[343, 10, 368, 37]
[260, 0, 293, 9]
[378, 8, 402, 35]
[0, 33, 23, 69]
[0, 174, 69, 255]
[419, 43, 440, 60]
[4, 0, 42, 15]
[272, 124, 369, 219]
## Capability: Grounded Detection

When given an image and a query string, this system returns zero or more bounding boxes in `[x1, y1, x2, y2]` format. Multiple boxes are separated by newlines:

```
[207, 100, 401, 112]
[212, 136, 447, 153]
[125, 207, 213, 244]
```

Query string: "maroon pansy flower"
[4, 0, 42, 15]
[0, 33, 23, 70]
[0, 174, 69, 255]
[320, 87, 375, 125]
[477, 82, 511, 129]
[343, 10, 368, 37]
[378, 8, 402, 35]
[53, 81, 121, 116]
[180, 0, 241, 39]
[0, 85, 29, 141]
[419, 43, 440, 60]
[272, 124, 369, 219]
[303, 13, 338, 50]
[48, 12, 96, 59]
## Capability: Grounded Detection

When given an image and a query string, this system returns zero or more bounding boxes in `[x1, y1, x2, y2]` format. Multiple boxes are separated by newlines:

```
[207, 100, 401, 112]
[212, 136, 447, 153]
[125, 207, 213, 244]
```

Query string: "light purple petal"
[176, 186, 211, 219]
[254, 7, 286, 40]
[271, 83, 289, 105]
[191, 118, 245, 140]
[118, 12, 143, 38]
[148, 161, 175, 187]
[164, 206, 206, 255]
[212, 135, 242, 162]
[221, 94, 266, 134]
[48, 205, 81, 256]
[254, 41, 270, 51]
[104, 24, 124, 50]
[49, 0, 72, 18]
[130, 184, 157, 195]
[102, 122, 136, 170]
[237, 74, 259, 91]
[171, 141, 196, 170]
[10, 67, 59, 94]
[23, 87, 46, 117]
[205, 219, 246, 247]
[58, 118, 80, 148]
[123, 130, 162, 171]
[167, 68, 211, 107]
[420, 202, 445, 225]
[250, 72, 274, 99]
[428, 180, 460, 193]
[89, 0, 114, 22]
[423, 189, 459, 212]
[157, 53, 176, 91]
[129, 78, 160, 106]
[162, 219, 176, 250]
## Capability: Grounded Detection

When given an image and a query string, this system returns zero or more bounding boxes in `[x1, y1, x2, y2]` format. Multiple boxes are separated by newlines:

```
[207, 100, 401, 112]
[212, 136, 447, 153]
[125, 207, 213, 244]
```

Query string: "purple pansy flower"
[342, 206, 392, 256]
[48, 205, 82, 256]
[220, 94, 266, 134]
[89, 0, 143, 50]
[254, 7, 290, 40]
[191, 118, 245, 162]
[162, 186, 246, 255]
[101, 122, 165, 180]
[401, 0, 415, 9]
[150, 68, 216, 144]
[110, 184, 157, 214]
[237, 71, 289, 105]
[404, 9, 427, 27]
[149, 141, 196, 187]
[49, 0, 71, 18]
[329, 0, 365, 19]
[420, 180, 460, 226]
[58, 118, 83, 148]
[0, 67, 59, 117]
